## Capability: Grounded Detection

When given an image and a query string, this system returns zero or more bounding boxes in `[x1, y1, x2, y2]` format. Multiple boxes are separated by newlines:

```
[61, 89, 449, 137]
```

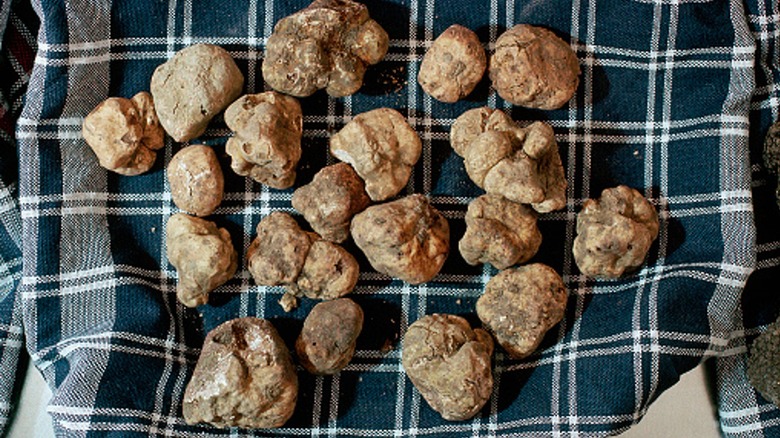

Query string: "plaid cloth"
[2, 0, 780, 436]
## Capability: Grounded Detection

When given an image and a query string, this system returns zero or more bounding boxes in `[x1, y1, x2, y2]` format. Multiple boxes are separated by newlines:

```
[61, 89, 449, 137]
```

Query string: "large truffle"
[262, 0, 389, 97]
[292, 163, 371, 243]
[573, 185, 659, 278]
[296, 298, 364, 375]
[246, 212, 359, 311]
[225, 92, 303, 189]
[165, 214, 238, 308]
[81, 92, 164, 175]
[476, 263, 567, 359]
[417, 24, 486, 103]
[150, 44, 244, 142]
[182, 318, 298, 428]
[351, 194, 449, 284]
[167, 145, 224, 217]
[764, 120, 780, 208]
[450, 107, 567, 213]
[748, 316, 780, 408]
[402, 314, 494, 421]
[459, 194, 542, 269]
[489, 24, 580, 110]
[330, 108, 422, 202]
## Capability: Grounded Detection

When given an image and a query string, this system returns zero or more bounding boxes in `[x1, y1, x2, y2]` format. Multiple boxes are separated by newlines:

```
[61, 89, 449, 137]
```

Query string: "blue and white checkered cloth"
[1, 0, 780, 436]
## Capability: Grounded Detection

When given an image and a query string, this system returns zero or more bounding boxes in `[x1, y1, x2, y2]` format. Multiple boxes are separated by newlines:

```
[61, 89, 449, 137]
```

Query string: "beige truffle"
[246, 212, 359, 311]
[262, 0, 389, 97]
[402, 314, 494, 421]
[490, 24, 580, 110]
[225, 92, 303, 189]
[573, 185, 659, 278]
[165, 213, 238, 307]
[351, 194, 449, 284]
[183, 317, 298, 428]
[450, 107, 567, 213]
[459, 194, 542, 269]
[296, 298, 364, 375]
[292, 163, 371, 243]
[167, 145, 224, 217]
[418, 25, 486, 103]
[330, 108, 422, 201]
[476, 263, 567, 359]
[150, 44, 244, 142]
[81, 91, 164, 176]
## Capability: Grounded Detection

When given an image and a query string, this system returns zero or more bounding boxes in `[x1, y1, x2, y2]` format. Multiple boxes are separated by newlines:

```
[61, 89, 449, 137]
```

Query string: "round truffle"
[351, 194, 449, 284]
[417, 24, 486, 103]
[402, 314, 494, 421]
[489, 24, 580, 110]
[167, 145, 224, 217]
[748, 317, 780, 408]
[296, 298, 364, 375]
[572, 185, 660, 278]
[476, 263, 567, 359]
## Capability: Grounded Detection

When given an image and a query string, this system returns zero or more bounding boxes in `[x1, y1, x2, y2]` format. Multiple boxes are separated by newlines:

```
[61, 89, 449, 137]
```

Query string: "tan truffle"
[165, 213, 238, 307]
[418, 25, 486, 103]
[402, 314, 494, 421]
[296, 298, 364, 375]
[330, 108, 422, 201]
[476, 263, 567, 359]
[81, 91, 164, 176]
[292, 163, 371, 243]
[167, 145, 224, 217]
[459, 194, 542, 269]
[182, 318, 298, 428]
[225, 92, 303, 189]
[490, 24, 580, 110]
[351, 194, 449, 284]
[450, 107, 567, 213]
[150, 44, 244, 142]
[262, 0, 389, 97]
[573, 185, 659, 278]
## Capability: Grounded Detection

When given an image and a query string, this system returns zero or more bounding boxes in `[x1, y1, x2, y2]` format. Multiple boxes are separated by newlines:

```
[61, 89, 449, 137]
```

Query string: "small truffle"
[459, 194, 542, 269]
[225, 92, 303, 189]
[351, 194, 449, 284]
[296, 298, 364, 375]
[763, 120, 780, 208]
[165, 213, 238, 307]
[402, 314, 494, 421]
[167, 145, 224, 217]
[292, 163, 371, 243]
[330, 108, 422, 201]
[450, 107, 567, 213]
[262, 0, 389, 97]
[573, 185, 660, 278]
[476, 263, 567, 359]
[81, 91, 164, 175]
[489, 24, 580, 110]
[150, 44, 244, 142]
[417, 24, 486, 103]
[246, 212, 359, 311]
[182, 317, 298, 428]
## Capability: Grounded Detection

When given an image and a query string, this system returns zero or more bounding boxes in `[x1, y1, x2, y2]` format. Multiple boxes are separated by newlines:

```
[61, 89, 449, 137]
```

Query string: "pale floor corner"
[6, 359, 721, 437]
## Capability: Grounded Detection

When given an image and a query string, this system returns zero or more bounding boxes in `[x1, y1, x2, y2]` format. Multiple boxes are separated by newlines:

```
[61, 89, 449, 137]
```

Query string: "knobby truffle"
[150, 44, 244, 142]
[167, 145, 224, 217]
[490, 24, 580, 110]
[330, 108, 422, 201]
[748, 316, 780, 408]
[459, 193, 542, 269]
[764, 120, 780, 208]
[262, 0, 389, 97]
[476, 263, 567, 359]
[296, 298, 364, 375]
[351, 194, 449, 284]
[182, 318, 298, 428]
[402, 314, 494, 421]
[165, 213, 238, 307]
[225, 92, 303, 189]
[81, 91, 164, 175]
[417, 24, 486, 103]
[450, 107, 567, 213]
[572, 185, 659, 278]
